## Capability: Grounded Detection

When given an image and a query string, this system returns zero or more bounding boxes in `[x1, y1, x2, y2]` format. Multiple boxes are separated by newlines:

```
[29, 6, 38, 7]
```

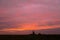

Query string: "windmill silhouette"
[32, 31, 41, 35]
[32, 31, 35, 35]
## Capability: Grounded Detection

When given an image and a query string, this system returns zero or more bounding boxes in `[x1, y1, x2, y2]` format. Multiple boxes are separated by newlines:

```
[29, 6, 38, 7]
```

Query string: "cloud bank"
[0, 0, 60, 34]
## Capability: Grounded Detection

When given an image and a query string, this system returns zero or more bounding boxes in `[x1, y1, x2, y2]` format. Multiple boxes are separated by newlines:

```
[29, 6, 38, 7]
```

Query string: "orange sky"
[0, 23, 60, 32]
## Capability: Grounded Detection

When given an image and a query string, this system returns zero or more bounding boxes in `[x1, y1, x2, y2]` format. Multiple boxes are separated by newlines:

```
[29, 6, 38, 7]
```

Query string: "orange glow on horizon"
[0, 23, 60, 32]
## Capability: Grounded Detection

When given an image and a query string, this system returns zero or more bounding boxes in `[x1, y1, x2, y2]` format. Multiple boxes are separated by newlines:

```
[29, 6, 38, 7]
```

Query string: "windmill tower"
[32, 31, 36, 35]
[33, 31, 35, 34]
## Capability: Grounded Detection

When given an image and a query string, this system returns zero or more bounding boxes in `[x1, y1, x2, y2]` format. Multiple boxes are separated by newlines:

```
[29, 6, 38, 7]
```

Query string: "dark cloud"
[47, 21, 60, 26]
[0, 20, 23, 30]
[0, 17, 14, 29]
[38, 21, 60, 26]
[0, 21, 14, 29]
[35, 28, 60, 34]
[0, 17, 9, 20]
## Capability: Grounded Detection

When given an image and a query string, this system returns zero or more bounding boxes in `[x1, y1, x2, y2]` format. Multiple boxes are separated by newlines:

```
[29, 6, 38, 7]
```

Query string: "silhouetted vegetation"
[0, 32, 60, 40]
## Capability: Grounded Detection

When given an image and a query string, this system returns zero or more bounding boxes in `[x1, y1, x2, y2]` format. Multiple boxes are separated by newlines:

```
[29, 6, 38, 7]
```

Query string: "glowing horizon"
[0, 23, 60, 32]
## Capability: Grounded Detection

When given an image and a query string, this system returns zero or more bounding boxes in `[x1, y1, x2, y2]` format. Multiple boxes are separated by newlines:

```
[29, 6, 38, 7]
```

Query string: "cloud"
[0, 17, 6, 20]
[47, 21, 60, 26]
[0, 0, 60, 34]
[35, 28, 60, 34]
[37, 20, 60, 27]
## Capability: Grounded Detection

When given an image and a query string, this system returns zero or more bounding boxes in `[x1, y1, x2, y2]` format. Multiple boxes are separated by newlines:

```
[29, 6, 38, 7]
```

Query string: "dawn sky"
[0, 0, 60, 34]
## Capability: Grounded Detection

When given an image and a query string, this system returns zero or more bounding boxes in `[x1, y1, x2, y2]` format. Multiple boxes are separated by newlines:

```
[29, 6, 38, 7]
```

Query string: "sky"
[0, 0, 60, 34]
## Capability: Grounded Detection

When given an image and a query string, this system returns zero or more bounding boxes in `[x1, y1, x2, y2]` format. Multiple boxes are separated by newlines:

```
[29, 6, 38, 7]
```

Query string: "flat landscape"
[0, 34, 60, 40]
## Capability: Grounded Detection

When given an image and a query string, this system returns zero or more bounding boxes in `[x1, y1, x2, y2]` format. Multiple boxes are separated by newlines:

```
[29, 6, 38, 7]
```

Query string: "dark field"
[0, 34, 60, 40]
